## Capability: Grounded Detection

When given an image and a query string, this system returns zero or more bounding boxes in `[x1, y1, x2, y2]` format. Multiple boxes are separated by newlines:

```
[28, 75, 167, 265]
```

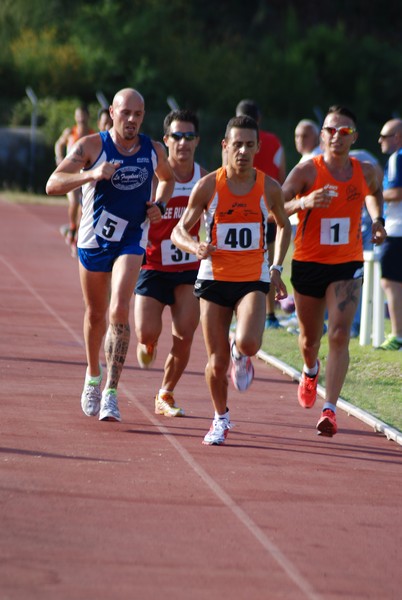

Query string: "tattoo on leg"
[104, 323, 130, 389]
[335, 281, 360, 312]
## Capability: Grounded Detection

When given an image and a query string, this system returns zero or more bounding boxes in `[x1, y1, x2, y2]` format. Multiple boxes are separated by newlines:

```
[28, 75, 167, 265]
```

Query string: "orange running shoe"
[297, 360, 320, 408]
[316, 409, 338, 437]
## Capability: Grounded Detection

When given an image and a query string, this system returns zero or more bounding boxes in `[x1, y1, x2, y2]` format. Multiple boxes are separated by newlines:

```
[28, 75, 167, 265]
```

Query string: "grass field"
[263, 244, 402, 433]
[3, 190, 401, 433]
[261, 324, 402, 432]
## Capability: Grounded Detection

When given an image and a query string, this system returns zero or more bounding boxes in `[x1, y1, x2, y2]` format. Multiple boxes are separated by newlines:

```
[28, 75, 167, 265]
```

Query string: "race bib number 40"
[94, 210, 129, 242]
[216, 222, 260, 250]
[320, 217, 350, 245]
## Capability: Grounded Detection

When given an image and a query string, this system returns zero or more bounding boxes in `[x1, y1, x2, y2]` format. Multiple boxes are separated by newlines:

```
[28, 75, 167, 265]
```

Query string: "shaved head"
[109, 87, 145, 142]
[382, 118, 402, 135]
[112, 88, 144, 109]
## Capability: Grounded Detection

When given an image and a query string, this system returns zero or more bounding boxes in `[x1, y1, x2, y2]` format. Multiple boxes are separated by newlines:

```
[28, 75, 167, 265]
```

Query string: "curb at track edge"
[257, 350, 402, 447]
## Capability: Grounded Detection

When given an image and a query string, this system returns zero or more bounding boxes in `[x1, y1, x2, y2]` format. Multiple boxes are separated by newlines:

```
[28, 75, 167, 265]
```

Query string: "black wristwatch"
[154, 201, 166, 216]
[374, 217, 385, 226]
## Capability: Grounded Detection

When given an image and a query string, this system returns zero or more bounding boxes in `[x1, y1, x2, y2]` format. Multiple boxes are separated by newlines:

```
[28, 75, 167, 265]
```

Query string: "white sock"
[215, 409, 229, 421]
[86, 368, 102, 385]
[303, 362, 318, 377]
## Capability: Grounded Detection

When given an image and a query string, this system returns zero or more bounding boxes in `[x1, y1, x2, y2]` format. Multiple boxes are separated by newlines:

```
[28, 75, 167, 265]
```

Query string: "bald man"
[377, 118, 402, 350]
[46, 88, 175, 421]
[294, 119, 322, 163]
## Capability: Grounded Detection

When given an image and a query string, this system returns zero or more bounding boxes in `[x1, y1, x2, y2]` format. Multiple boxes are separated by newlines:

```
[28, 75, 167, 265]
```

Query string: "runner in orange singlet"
[282, 105, 386, 437]
[55, 105, 95, 256]
[172, 115, 291, 445]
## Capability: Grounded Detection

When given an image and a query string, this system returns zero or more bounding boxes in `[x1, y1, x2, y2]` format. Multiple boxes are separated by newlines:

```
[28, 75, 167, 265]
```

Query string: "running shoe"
[155, 392, 184, 417]
[202, 416, 232, 445]
[99, 388, 121, 422]
[298, 360, 320, 409]
[81, 368, 102, 417]
[137, 343, 157, 368]
[316, 409, 338, 437]
[230, 340, 254, 392]
[376, 334, 402, 351]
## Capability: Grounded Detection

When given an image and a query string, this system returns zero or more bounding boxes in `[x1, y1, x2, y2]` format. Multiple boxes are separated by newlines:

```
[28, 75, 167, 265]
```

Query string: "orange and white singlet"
[294, 155, 371, 264]
[198, 166, 270, 282]
[67, 125, 95, 152]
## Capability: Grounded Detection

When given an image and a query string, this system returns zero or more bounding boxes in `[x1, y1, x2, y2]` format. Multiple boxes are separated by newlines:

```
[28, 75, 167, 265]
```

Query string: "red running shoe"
[316, 409, 338, 437]
[297, 360, 320, 408]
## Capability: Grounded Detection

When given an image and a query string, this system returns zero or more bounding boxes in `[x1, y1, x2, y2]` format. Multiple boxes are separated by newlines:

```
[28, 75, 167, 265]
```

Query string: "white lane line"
[122, 386, 322, 600]
[0, 255, 84, 347]
[257, 350, 402, 447]
[2, 254, 321, 599]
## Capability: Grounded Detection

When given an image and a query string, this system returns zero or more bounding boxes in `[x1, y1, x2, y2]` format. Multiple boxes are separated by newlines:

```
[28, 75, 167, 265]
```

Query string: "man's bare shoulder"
[264, 174, 282, 191]
[191, 170, 217, 201]
[65, 133, 103, 167]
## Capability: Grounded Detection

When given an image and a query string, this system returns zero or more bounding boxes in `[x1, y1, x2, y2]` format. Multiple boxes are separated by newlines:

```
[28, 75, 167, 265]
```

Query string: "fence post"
[359, 250, 385, 347]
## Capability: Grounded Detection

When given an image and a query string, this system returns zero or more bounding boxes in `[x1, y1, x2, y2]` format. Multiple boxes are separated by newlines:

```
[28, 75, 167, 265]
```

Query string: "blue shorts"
[379, 237, 402, 282]
[194, 279, 270, 308]
[135, 269, 198, 305]
[78, 242, 145, 272]
[291, 260, 363, 298]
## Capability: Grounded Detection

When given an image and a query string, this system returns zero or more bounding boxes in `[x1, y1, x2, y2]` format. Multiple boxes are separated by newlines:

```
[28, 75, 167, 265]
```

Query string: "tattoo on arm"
[67, 143, 86, 165]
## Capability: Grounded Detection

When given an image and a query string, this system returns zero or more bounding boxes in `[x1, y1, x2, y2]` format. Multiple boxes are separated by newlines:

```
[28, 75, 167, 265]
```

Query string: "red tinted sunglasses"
[322, 126, 356, 137]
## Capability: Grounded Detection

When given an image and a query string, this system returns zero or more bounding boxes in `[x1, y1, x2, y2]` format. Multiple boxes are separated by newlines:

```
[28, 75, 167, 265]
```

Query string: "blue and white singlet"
[78, 131, 157, 249]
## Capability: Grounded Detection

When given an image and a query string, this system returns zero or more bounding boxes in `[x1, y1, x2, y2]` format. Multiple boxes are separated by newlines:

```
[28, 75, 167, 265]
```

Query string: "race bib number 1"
[320, 217, 350, 245]
[94, 210, 129, 242]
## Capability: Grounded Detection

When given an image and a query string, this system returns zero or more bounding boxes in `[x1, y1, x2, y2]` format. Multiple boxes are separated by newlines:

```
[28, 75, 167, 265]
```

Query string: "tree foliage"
[2, 0, 402, 178]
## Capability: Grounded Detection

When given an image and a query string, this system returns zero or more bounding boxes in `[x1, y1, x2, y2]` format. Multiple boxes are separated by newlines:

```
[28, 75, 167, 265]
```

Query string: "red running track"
[1, 197, 401, 600]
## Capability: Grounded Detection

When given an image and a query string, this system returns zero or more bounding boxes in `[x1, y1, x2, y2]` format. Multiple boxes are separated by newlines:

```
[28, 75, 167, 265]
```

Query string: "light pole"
[26, 86, 38, 191]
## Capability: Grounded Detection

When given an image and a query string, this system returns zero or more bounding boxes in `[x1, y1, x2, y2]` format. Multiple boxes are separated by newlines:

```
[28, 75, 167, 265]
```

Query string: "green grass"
[0, 190, 66, 206]
[261, 325, 402, 432]
[4, 190, 402, 432]
[264, 247, 402, 433]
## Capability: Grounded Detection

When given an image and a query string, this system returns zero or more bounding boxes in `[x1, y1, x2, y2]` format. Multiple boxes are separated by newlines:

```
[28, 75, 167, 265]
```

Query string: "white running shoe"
[137, 343, 157, 369]
[203, 416, 233, 446]
[81, 368, 102, 417]
[155, 392, 184, 417]
[230, 340, 254, 391]
[99, 389, 121, 422]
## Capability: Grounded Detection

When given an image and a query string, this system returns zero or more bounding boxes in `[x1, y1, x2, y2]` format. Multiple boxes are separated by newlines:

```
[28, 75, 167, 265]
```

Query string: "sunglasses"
[169, 132, 198, 141]
[322, 126, 356, 137]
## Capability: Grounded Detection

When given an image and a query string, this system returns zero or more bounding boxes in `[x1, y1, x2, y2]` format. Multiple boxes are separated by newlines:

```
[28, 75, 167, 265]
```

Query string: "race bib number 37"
[320, 217, 350, 245]
[161, 238, 198, 265]
[94, 210, 129, 242]
[216, 222, 260, 250]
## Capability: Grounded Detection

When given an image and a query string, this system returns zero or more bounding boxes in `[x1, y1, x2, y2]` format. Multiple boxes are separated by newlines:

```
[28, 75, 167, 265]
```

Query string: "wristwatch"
[154, 201, 166, 216]
[270, 264, 283, 274]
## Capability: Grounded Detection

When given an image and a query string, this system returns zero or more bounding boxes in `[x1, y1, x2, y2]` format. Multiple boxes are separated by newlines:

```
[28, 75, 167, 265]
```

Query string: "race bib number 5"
[216, 222, 260, 250]
[161, 238, 198, 266]
[320, 217, 350, 245]
[94, 210, 129, 242]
